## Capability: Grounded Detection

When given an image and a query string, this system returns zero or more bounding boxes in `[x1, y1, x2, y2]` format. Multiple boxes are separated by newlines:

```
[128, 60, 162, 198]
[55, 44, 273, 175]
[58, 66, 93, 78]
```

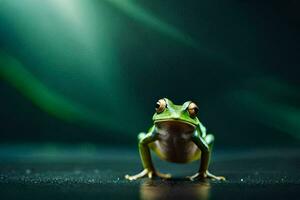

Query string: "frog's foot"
[187, 171, 226, 181]
[125, 169, 150, 181]
[125, 169, 171, 181]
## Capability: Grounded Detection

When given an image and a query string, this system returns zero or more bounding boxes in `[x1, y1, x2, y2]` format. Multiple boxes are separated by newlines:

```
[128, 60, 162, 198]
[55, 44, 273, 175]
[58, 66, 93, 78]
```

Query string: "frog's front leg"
[188, 132, 225, 181]
[125, 128, 171, 181]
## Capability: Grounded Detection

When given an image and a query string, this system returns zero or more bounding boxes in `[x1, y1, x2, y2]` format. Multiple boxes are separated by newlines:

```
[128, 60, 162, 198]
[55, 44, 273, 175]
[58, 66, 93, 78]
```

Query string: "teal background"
[0, 0, 299, 148]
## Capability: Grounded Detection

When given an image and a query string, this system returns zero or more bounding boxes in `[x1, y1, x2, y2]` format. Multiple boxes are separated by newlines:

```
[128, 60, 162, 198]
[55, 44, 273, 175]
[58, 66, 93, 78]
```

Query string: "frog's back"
[150, 121, 201, 163]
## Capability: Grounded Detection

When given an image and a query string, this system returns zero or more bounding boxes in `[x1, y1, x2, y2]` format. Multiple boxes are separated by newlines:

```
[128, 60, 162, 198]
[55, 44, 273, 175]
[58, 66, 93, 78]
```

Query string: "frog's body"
[150, 120, 200, 163]
[125, 98, 225, 181]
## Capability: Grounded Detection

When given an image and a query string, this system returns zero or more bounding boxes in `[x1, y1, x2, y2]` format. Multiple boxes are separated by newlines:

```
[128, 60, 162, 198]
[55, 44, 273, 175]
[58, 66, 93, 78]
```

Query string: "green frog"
[125, 98, 225, 181]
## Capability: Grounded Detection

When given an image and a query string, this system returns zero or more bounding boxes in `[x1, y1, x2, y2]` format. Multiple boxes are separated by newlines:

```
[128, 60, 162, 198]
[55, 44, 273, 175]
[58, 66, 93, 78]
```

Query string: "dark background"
[0, 0, 300, 148]
[1, 1, 300, 200]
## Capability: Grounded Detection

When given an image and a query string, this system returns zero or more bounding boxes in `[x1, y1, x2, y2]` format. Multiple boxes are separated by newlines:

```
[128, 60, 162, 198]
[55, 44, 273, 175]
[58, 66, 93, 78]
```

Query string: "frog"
[125, 98, 225, 181]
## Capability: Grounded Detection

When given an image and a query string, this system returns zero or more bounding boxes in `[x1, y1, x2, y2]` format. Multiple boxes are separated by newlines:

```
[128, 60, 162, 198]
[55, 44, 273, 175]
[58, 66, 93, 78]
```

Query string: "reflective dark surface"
[0, 146, 299, 200]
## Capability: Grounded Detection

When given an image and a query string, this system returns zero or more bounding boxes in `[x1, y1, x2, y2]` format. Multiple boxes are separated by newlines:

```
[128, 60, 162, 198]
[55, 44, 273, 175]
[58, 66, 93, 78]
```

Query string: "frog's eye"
[187, 102, 199, 118]
[155, 99, 166, 113]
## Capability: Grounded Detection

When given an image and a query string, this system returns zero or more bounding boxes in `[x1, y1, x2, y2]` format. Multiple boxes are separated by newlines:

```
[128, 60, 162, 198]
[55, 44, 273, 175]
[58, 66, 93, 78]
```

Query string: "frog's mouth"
[154, 119, 196, 130]
[154, 118, 196, 127]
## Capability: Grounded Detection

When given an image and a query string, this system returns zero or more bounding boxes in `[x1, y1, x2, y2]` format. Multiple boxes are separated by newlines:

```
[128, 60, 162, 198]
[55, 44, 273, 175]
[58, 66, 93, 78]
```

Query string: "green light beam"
[234, 89, 300, 140]
[105, 0, 197, 48]
[0, 51, 126, 133]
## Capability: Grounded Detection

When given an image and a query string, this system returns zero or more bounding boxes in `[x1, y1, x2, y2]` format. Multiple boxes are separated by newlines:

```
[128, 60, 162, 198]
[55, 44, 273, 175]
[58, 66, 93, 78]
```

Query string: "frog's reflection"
[140, 179, 211, 200]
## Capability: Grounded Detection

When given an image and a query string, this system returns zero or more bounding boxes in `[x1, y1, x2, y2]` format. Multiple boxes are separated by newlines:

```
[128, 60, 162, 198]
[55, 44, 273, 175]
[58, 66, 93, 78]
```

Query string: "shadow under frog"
[140, 179, 211, 200]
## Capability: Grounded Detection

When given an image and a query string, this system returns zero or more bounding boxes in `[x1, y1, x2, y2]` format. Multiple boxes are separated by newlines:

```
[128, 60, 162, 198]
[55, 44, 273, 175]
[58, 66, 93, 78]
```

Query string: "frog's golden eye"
[187, 102, 199, 118]
[155, 99, 166, 113]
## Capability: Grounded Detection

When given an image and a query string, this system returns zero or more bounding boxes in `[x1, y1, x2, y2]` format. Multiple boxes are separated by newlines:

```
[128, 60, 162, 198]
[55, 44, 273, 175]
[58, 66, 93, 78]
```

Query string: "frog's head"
[152, 98, 200, 127]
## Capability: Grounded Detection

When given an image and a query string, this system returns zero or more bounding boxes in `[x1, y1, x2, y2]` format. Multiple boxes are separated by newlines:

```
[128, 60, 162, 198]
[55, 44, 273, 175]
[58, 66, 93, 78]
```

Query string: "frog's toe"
[217, 176, 226, 181]
[212, 175, 226, 181]
[148, 171, 153, 179]
[186, 171, 226, 181]
[186, 172, 200, 181]
[125, 174, 140, 181]
[125, 174, 135, 181]
[125, 169, 149, 181]
[206, 171, 226, 181]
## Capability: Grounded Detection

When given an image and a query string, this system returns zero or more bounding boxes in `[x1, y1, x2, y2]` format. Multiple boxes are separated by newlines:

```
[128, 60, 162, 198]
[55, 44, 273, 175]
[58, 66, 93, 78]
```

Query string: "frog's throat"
[154, 119, 196, 127]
